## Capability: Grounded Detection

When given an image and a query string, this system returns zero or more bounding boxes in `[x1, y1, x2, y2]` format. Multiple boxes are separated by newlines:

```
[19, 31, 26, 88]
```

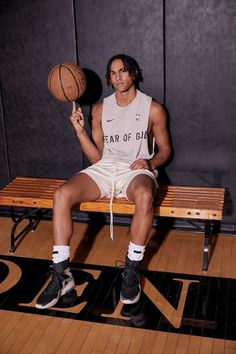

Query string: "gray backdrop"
[0, 0, 235, 231]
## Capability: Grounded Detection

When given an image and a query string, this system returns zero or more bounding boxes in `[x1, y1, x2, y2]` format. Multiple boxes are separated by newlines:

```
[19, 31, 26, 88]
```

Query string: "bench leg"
[203, 220, 215, 272]
[9, 208, 42, 253]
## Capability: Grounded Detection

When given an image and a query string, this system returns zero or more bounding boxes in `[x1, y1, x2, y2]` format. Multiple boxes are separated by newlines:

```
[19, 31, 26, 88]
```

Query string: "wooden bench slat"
[0, 198, 224, 220]
[0, 192, 224, 206]
[12, 177, 64, 183]
[158, 194, 224, 200]
[0, 191, 224, 206]
[0, 190, 224, 202]
[79, 202, 223, 220]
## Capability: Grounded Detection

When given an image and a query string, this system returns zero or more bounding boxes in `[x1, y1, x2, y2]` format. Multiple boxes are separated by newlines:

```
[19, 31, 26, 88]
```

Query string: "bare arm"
[130, 100, 171, 170]
[70, 102, 104, 164]
[148, 100, 172, 170]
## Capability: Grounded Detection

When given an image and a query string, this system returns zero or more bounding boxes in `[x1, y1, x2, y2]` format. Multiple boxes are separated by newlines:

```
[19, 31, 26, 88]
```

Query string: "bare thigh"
[126, 174, 156, 203]
[57, 172, 102, 206]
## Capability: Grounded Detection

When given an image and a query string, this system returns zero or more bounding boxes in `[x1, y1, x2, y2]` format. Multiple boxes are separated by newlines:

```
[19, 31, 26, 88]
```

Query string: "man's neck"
[115, 87, 137, 107]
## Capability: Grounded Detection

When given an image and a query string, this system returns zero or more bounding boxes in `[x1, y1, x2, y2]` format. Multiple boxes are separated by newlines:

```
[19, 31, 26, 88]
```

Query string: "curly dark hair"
[105, 54, 143, 88]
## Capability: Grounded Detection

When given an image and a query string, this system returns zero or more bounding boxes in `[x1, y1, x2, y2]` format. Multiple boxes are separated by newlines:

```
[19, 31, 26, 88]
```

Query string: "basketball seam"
[59, 64, 70, 101]
[61, 64, 84, 100]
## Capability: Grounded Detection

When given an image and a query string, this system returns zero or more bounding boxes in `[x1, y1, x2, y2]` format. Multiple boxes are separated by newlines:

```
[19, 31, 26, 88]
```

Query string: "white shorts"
[78, 157, 158, 240]
[78, 157, 158, 200]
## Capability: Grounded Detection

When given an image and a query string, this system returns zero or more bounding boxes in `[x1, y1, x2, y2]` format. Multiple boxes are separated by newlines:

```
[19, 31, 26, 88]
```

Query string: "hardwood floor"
[0, 216, 236, 353]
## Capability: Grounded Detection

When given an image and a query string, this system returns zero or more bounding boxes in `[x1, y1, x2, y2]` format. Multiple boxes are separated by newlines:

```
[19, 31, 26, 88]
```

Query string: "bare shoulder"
[150, 99, 167, 124]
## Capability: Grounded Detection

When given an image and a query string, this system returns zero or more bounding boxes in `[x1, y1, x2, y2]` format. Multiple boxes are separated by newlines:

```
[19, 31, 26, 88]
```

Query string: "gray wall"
[0, 0, 235, 229]
[165, 0, 236, 226]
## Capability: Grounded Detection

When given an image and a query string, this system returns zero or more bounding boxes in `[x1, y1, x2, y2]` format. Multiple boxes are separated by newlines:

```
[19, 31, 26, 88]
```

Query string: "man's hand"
[130, 158, 154, 171]
[70, 101, 85, 136]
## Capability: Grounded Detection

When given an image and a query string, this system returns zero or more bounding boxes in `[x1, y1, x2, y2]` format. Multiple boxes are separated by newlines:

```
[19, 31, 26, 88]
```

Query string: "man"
[36, 54, 171, 309]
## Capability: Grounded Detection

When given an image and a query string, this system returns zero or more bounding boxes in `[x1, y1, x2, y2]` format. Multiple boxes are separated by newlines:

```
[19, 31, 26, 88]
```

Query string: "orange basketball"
[47, 63, 86, 102]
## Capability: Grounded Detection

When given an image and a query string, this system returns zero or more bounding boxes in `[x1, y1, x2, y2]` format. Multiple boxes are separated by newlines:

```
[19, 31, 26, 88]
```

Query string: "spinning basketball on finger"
[47, 63, 86, 102]
[47, 62, 87, 134]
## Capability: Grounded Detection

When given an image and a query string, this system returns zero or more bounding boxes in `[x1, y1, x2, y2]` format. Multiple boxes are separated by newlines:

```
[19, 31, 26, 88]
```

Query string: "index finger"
[72, 101, 76, 114]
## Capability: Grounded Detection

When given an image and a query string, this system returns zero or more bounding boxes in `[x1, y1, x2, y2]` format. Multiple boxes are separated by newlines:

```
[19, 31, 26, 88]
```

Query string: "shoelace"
[122, 267, 140, 286]
[115, 259, 126, 270]
[115, 260, 140, 286]
[43, 269, 67, 293]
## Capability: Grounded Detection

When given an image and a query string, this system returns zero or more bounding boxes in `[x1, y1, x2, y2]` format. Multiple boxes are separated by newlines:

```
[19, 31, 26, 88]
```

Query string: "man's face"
[109, 59, 135, 92]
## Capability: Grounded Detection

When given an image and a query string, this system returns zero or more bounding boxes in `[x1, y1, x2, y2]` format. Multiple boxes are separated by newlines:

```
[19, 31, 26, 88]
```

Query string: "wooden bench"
[0, 176, 225, 271]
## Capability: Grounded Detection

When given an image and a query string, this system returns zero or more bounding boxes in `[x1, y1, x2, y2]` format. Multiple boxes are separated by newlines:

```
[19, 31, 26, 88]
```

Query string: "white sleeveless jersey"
[101, 90, 154, 162]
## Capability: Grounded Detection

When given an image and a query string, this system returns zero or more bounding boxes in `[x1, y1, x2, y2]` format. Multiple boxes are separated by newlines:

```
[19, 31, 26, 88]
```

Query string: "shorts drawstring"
[109, 158, 120, 240]
[109, 179, 115, 240]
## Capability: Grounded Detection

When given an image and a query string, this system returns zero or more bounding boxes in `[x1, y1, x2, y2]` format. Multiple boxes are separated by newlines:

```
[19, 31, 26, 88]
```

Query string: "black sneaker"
[35, 259, 75, 309]
[120, 257, 141, 304]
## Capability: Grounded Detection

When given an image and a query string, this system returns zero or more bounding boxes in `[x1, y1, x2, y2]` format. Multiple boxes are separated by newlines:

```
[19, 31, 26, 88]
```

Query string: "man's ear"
[133, 69, 138, 80]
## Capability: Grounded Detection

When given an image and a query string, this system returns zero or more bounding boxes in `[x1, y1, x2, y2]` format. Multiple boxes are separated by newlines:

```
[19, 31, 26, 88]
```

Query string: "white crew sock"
[128, 241, 145, 262]
[52, 245, 70, 264]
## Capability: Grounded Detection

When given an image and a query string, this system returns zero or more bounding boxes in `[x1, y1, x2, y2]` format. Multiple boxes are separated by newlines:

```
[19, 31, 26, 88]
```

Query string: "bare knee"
[133, 186, 154, 213]
[53, 185, 75, 209]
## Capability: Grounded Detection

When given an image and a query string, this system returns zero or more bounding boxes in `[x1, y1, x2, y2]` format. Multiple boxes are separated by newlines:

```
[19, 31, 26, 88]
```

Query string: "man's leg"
[126, 174, 156, 245]
[52, 173, 101, 246]
[120, 174, 156, 304]
[36, 173, 101, 309]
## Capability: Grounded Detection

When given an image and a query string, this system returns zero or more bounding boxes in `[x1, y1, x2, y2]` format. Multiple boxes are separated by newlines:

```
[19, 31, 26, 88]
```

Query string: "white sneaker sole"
[120, 285, 141, 305]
